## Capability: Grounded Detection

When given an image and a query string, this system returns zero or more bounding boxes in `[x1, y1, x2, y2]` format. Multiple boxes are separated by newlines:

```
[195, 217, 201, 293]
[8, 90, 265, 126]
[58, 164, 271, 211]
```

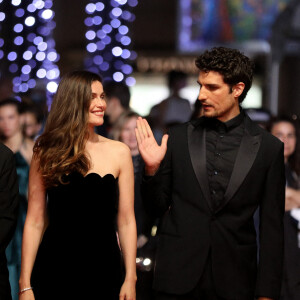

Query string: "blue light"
[86, 30, 96, 40]
[12, 77, 22, 85]
[47, 51, 58, 61]
[34, 1, 45, 9]
[20, 83, 29, 93]
[27, 33, 36, 42]
[112, 46, 123, 56]
[21, 65, 32, 74]
[87, 43, 97, 52]
[97, 30, 106, 39]
[100, 62, 109, 71]
[121, 49, 130, 59]
[0, 39, 4, 47]
[128, 0, 138, 7]
[25, 16, 36, 27]
[36, 52, 46, 61]
[33, 36, 43, 45]
[28, 46, 37, 54]
[125, 76, 136, 86]
[102, 24, 112, 33]
[14, 23, 23, 33]
[37, 68, 46, 78]
[122, 10, 131, 20]
[38, 42, 47, 51]
[96, 41, 105, 50]
[93, 16, 102, 25]
[12, 0, 21, 6]
[41, 9, 53, 20]
[102, 36, 111, 45]
[84, 17, 93, 26]
[114, 60, 123, 69]
[27, 4, 36, 13]
[122, 64, 132, 74]
[113, 72, 124, 82]
[130, 50, 137, 60]
[93, 55, 103, 65]
[28, 60, 37, 68]
[46, 81, 58, 93]
[112, 7, 122, 17]
[96, 2, 105, 11]
[86, 3, 96, 14]
[121, 36, 131, 46]
[118, 25, 128, 34]
[8, 52, 17, 61]
[116, 0, 127, 4]
[14, 36, 24, 45]
[28, 79, 36, 88]
[15, 9, 25, 17]
[0, 51, 4, 59]
[111, 19, 121, 28]
[44, 1, 53, 9]
[23, 51, 33, 60]
[0, 12, 5, 22]
[9, 64, 18, 73]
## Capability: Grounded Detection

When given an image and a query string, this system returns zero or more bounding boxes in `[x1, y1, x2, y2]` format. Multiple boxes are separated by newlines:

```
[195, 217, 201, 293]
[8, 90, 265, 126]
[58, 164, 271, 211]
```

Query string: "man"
[135, 47, 285, 300]
[0, 142, 19, 300]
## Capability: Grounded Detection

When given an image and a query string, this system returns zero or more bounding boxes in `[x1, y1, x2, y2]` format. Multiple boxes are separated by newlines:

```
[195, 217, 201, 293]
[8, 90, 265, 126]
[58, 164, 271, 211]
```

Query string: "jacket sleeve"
[255, 142, 285, 300]
[141, 129, 173, 218]
[0, 149, 19, 255]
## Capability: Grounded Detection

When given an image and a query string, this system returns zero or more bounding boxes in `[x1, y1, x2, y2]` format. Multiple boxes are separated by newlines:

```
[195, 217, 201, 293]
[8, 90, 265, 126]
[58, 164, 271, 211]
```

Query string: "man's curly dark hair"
[195, 47, 255, 103]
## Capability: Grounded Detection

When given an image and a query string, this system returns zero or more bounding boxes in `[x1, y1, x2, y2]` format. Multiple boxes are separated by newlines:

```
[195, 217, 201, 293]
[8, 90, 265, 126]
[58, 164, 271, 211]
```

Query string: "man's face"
[0, 105, 21, 138]
[197, 71, 243, 122]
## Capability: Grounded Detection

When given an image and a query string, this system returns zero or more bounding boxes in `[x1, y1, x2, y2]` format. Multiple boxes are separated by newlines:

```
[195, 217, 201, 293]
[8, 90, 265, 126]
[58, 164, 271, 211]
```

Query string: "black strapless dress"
[31, 172, 123, 299]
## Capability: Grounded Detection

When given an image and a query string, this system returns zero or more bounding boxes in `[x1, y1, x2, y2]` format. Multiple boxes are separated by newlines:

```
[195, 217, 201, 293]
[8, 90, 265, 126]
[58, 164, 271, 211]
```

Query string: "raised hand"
[135, 117, 168, 175]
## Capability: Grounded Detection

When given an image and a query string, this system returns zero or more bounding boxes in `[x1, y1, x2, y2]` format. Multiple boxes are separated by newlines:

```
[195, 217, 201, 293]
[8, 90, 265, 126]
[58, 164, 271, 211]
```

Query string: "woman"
[19, 71, 137, 300]
[270, 116, 300, 300]
[112, 111, 157, 300]
[0, 98, 34, 300]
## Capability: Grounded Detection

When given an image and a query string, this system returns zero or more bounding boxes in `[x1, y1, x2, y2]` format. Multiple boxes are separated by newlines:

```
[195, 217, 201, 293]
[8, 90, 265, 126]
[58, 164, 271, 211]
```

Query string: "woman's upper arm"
[117, 144, 135, 221]
[27, 156, 47, 224]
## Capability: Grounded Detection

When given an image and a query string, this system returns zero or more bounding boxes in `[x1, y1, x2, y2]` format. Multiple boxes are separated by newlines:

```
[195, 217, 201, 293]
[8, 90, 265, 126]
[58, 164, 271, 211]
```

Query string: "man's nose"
[198, 88, 206, 101]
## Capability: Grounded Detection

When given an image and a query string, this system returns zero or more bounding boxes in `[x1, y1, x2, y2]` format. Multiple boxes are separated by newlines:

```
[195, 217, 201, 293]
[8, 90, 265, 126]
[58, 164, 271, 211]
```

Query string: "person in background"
[270, 116, 300, 300]
[147, 70, 192, 143]
[96, 80, 131, 137]
[0, 142, 19, 300]
[112, 110, 157, 300]
[19, 71, 136, 300]
[0, 99, 34, 300]
[21, 104, 43, 141]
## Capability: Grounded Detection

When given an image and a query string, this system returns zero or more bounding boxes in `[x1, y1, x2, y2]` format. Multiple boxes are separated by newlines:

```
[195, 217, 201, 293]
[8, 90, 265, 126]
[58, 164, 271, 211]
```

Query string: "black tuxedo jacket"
[142, 114, 285, 300]
[0, 143, 19, 300]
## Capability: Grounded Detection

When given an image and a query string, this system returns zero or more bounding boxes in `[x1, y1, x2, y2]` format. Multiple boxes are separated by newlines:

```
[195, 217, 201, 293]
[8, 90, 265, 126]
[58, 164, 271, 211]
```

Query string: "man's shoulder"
[0, 142, 13, 158]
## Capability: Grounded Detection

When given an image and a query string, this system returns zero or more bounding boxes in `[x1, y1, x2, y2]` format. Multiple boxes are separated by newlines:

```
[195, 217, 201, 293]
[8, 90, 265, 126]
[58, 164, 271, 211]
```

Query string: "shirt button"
[214, 171, 218, 175]
[212, 190, 216, 194]
[220, 135, 224, 138]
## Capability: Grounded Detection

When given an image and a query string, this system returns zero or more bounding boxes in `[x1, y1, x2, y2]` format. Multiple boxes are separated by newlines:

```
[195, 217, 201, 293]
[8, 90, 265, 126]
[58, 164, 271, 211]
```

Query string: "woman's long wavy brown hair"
[34, 70, 102, 188]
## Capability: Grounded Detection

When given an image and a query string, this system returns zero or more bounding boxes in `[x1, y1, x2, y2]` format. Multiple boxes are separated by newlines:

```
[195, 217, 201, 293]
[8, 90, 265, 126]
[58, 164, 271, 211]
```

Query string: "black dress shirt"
[205, 112, 245, 210]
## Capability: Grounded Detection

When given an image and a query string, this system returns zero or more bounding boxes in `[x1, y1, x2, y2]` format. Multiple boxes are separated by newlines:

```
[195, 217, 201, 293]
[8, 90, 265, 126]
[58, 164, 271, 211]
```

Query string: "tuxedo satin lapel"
[187, 123, 213, 211]
[216, 130, 262, 213]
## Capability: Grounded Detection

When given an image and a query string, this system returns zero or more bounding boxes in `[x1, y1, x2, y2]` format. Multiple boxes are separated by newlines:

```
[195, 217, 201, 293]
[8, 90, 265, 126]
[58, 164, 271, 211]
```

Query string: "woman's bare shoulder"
[99, 136, 130, 154]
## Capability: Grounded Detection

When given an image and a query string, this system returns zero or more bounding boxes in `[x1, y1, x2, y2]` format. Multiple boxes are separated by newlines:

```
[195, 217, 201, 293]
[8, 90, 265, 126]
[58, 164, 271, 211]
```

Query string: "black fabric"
[205, 112, 244, 210]
[0, 143, 19, 300]
[31, 172, 122, 300]
[281, 164, 300, 300]
[142, 114, 285, 300]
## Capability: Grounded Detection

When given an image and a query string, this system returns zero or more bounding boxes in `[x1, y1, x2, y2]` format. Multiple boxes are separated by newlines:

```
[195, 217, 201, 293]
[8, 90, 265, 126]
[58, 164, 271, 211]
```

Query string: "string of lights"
[0, 0, 60, 108]
[84, 0, 138, 86]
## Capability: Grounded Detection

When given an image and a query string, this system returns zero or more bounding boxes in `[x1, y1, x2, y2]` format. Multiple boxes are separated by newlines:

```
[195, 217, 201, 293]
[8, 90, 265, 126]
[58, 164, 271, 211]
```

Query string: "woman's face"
[271, 121, 296, 160]
[88, 81, 106, 127]
[0, 105, 21, 138]
[120, 116, 138, 153]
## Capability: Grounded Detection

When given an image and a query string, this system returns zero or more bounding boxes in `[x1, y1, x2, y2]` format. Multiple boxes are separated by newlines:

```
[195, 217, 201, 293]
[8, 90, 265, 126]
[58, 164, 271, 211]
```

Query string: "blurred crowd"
[0, 70, 300, 300]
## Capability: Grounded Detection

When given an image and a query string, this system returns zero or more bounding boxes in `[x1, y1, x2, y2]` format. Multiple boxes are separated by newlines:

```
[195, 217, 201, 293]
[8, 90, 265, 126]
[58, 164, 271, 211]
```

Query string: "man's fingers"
[143, 118, 154, 138]
[135, 128, 142, 147]
[161, 134, 169, 150]
[136, 117, 147, 139]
